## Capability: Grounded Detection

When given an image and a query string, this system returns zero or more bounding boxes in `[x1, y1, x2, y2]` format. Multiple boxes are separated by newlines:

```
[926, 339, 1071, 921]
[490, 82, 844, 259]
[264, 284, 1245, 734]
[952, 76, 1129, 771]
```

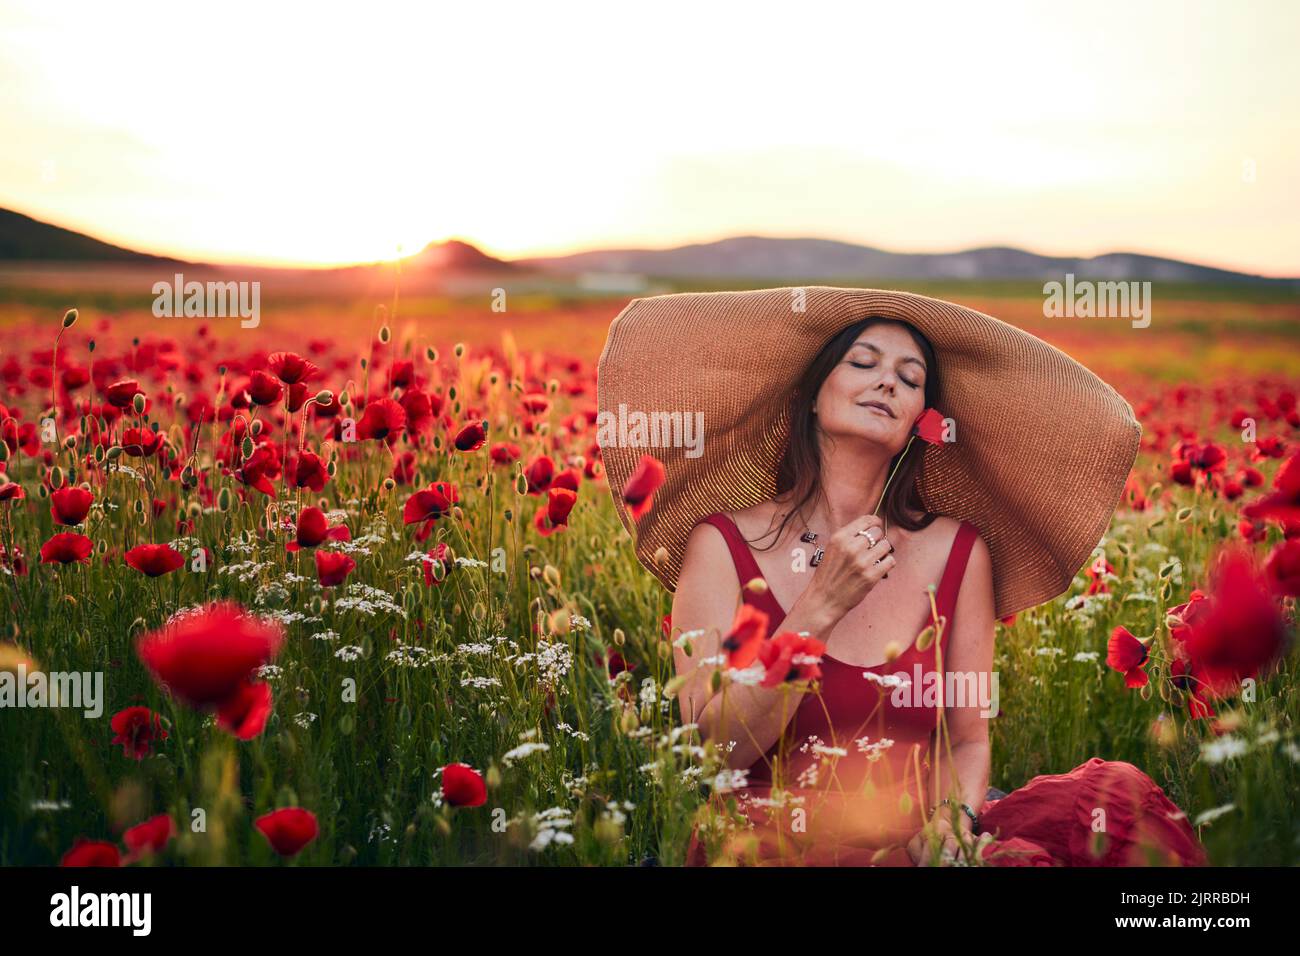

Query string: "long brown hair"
[750, 316, 941, 551]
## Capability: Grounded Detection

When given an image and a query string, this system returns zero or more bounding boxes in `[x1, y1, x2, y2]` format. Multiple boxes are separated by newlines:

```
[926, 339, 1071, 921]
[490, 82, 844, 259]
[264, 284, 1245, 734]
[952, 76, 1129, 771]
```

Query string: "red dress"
[682, 512, 1207, 867]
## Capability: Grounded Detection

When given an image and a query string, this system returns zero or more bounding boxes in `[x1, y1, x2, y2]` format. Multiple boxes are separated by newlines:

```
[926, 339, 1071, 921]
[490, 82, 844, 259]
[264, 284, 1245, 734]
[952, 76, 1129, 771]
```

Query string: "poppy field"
[0, 283, 1298, 867]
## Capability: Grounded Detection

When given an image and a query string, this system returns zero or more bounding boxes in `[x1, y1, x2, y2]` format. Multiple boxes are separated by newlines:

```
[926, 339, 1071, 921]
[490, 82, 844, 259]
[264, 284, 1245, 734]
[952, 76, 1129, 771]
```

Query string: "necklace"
[799, 513, 890, 567]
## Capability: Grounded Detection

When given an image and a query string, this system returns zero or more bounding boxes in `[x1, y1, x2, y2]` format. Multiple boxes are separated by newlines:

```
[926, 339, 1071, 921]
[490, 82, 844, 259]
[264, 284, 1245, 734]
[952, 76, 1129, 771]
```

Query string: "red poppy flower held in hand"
[315, 549, 356, 587]
[721, 603, 769, 669]
[454, 420, 487, 451]
[136, 601, 284, 709]
[758, 631, 826, 688]
[621, 454, 665, 520]
[215, 680, 274, 740]
[356, 398, 407, 444]
[123, 814, 176, 861]
[441, 763, 488, 807]
[254, 807, 319, 857]
[110, 706, 169, 760]
[266, 351, 319, 385]
[49, 486, 94, 525]
[912, 407, 947, 445]
[39, 531, 94, 565]
[60, 838, 121, 867]
[1106, 626, 1150, 688]
[124, 543, 186, 577]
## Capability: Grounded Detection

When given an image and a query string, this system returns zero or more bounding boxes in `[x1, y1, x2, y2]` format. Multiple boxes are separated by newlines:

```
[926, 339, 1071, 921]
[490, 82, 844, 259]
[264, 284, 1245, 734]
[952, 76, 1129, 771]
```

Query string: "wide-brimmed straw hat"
[595, 286, 1141, 619]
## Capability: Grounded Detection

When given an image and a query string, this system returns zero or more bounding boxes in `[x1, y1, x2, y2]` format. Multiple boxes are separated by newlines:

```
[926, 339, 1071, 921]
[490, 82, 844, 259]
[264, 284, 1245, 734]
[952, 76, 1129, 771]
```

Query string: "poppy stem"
[873, 435, 916, 516]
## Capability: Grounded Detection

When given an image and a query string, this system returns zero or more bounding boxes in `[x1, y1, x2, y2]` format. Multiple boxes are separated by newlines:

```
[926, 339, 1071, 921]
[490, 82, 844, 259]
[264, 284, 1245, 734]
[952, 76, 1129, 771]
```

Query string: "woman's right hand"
[800, 513, 896, 623]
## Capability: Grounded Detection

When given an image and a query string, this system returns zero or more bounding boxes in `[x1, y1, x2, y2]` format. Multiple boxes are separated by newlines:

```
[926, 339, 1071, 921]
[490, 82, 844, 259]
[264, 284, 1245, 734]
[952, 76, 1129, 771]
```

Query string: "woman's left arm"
[908, 531, 996, 864]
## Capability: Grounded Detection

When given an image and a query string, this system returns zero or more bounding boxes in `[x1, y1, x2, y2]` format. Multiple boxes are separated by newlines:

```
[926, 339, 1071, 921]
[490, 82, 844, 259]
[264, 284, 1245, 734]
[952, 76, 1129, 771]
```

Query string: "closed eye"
[850, 360, 921, 389]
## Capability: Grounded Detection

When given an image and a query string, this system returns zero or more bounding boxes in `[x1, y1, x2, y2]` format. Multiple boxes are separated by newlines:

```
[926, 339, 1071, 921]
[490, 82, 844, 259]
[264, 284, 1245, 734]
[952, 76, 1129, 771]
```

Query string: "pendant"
[800, 530, 818, 543]
[810, 547, 824, 567]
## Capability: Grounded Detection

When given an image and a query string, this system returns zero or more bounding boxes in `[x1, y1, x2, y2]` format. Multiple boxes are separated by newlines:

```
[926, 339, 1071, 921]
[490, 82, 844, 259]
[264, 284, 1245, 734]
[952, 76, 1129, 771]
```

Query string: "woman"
[596, 287, 1207, 867]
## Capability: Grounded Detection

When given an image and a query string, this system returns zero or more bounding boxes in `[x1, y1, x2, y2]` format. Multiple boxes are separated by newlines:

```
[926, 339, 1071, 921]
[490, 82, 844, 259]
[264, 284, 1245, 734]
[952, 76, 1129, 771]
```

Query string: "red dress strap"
[933, 520, 979, 627]
[695, 512, 786, 625]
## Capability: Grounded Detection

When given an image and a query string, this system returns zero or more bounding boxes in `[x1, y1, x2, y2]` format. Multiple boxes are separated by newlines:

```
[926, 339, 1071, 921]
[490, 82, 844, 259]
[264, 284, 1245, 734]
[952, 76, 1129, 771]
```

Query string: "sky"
[1, 0, 1297, 274]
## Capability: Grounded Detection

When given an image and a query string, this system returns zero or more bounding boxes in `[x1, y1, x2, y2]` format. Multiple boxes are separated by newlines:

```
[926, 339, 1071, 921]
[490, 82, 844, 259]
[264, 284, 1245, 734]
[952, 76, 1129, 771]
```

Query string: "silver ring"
[857, 528, 878, 546]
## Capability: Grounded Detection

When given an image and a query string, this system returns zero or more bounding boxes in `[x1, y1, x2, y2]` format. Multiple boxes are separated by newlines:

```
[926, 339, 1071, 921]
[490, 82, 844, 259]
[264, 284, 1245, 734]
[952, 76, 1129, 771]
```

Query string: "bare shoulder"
[722, 498, 784, 541]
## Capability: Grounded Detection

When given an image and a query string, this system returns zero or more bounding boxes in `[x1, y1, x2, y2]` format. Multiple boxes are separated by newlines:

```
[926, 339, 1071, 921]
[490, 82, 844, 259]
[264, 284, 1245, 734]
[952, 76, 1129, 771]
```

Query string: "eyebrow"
[850, 341, 926, 370]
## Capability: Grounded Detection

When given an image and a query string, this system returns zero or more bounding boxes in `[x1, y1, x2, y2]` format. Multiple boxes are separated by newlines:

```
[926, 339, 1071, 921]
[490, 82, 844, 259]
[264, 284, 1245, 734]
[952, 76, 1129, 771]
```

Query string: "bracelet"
[932, 798, 979, 832]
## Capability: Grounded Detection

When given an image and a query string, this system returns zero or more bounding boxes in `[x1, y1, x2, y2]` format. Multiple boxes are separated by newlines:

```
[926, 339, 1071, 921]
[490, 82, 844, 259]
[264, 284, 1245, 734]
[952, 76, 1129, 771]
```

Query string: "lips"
[859, 400, 896, 418]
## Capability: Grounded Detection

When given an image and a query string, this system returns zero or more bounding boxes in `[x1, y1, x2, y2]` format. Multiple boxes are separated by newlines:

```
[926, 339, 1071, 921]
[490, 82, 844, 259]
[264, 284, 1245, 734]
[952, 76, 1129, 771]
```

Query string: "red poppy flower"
[136, 601, 284, 708]
[1181, 548, 1289, 698]
[422, 542, 451, 587]
[621, 454, 665, 520]
[441, 763, 488, 807]
[39, 531, 94, 565]
[104, 379, 142, 409]
[552, 467, 581, 493]
[246, 369, 283, 406]
[1106, 626, 1149, 688]
[238, 442, 282, 496]
[1264, 538, 1300, 597]
[286, 506, 350, 551]
[524, 454, 555, 494]
[758, 631, 826, 688]
[400, 389, 433, 433]
[123, 814, 176, 861]
[454, 420, 487, 452]
[721, 603, 769, 669]
[1242, 452, 1300, 525]
[390, 359, 414, 388]
[315, 550, 356, 587]
[49, 486, 94, 525]
[489, 442, 520, 465]
[356, 398, 407, 443]
[254, 807, 319, 857]
[403, 482, 459, 525]
[292, 451, 329, 491]
[216, 680, 274, 740]
[121, 427, 162, 457]
[0, 482, 25, 502]
[1170, 657, 1216, 719]
[110, 706, 169, 760]
[124, 543, 186, 577]
[534, 487, 577, 536]
[60, 838, 121, 867]
[266, 351, 319, 385]
[912, 407, 947, 445]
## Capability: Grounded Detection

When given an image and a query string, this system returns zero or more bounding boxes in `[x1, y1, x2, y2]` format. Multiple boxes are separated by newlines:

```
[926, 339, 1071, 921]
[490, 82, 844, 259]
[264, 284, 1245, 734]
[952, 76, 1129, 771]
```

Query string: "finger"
[839, 514, 883, 541]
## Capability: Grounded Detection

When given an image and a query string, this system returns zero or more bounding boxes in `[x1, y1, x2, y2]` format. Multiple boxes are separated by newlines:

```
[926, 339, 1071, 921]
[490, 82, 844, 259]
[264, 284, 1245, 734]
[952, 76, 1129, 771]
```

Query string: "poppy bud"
[133, 498, 144, 514]
[187, 501, 202, 518]
[88, 339, 96, 353]
[314, 390, 333, 405]
[379, 325, 391, 344]
[743, 576, 767, 595]
[62, 308, 78, 329]
[132, 393, 146, 414]
[49, 466, 64, 489]
[0, 442, 8, 463]
[548, 610, 571, 635]
[619, 706, 639, 734]
[514, 473, 528, 496]
[36, 484, 48, 499]
[218, 487, 232, 512]
[425, 346, 437, 363]
[613, 627, 625, 646]
[485, 765, 501, 789]
[326, 461, 337, 477]
[62, 436, 75, 450]
[543, 565, 561, 588]
[447, 385, 458, 402]
[914, 625, 936, 653]
[1175, 507, 1193, 522]
[250, 419, 264, 437]
[710, 670, 722, 693]
[93, 445, 104, 462]
[453, 343, 464, 359]
[106, 446, 123, 460]
[382, 477, 396, 492]
[242, 436, 255, 459]
[503, 508, 513, 523]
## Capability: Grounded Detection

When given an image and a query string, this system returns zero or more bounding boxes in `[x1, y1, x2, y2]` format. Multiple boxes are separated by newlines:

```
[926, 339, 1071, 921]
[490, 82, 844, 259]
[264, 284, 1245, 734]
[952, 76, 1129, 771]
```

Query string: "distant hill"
[522, 235, 1298, 285]
[0, 208, 187, 264]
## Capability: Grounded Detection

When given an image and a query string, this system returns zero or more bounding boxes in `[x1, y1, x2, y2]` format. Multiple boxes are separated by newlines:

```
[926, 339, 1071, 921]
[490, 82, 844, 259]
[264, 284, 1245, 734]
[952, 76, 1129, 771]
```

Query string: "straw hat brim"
[595, 286, 1141, 620]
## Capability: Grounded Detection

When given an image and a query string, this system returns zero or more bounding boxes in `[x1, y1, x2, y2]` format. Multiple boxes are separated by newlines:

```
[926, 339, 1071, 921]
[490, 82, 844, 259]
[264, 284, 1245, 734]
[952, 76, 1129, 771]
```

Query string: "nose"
[874, 367, 897, 394]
